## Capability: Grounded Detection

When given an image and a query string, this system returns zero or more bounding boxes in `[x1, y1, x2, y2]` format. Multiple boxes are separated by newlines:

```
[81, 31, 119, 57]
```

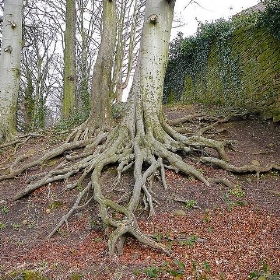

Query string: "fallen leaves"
[1, 108, 280, 279]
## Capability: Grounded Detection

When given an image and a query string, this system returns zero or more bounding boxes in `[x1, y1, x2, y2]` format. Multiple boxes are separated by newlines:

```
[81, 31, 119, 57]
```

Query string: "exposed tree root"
[47, 182, 93, 238]
[201, 157, 280, 174]
[208, 177, 237, 188]
[195, 115, 232, 136]
[169, 111, 254, 138]
[0, 133, 43, 149]
[0, 138, 94, 181]
[167, 113, 206, 126]
[1, 112, 279, 256]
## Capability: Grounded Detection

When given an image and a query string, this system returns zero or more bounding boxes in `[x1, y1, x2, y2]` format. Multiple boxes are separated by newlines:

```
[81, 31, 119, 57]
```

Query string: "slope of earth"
[0, 104, 279, 280]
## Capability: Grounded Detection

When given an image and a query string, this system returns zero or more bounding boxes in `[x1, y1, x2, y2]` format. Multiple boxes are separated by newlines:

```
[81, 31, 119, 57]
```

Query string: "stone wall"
[181, 26, 280, 121]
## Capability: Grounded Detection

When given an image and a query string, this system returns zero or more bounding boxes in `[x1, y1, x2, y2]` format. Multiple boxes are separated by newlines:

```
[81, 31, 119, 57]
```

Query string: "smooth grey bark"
[138, 0, 175, 126]
[0, 0, 23, 141]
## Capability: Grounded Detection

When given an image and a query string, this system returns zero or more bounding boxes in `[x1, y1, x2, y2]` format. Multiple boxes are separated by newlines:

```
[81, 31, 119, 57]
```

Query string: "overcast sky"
[172, 0, 260, 38]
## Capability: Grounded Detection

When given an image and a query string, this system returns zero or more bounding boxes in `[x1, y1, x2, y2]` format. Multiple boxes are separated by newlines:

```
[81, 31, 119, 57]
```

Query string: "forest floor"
[0, 104, 279, 280]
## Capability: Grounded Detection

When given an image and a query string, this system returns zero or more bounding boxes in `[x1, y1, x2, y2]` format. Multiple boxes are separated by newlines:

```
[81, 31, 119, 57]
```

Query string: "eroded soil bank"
[0, 105, 279, 279]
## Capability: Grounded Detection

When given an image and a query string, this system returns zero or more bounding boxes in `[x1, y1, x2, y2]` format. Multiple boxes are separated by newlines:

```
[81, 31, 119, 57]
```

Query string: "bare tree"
[112, 0, 145, 102]
[0, 0, 23, 141]
[19, 0, 63, 131]
[76, 0, 102, 115]
[19, 24, 62, 130]
[87, 0, 117, 129]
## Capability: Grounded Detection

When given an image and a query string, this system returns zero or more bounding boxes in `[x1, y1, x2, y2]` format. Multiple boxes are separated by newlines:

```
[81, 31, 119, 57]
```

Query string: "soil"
[0, 104, 279, 280]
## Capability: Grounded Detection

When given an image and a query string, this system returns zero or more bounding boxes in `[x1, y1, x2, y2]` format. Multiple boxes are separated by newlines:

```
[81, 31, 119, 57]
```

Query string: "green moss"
[7, 270, 48, 280]
[186, 26, 279, 118]
[48, 200, 64, 209]
[165, 12, 280, 120]
[68, 273, 85, 280]
[273, 115, 280, 122]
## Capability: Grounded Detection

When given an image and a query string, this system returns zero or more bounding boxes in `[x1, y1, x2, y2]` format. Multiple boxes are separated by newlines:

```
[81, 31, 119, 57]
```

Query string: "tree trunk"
[88, 0, 116, 129]
[91, 0, 178, 255]
[78, 1, 90, 115]
[62, 0, 77, 119]
[0, 0, 23, 142]
[137, 0, 175, 130]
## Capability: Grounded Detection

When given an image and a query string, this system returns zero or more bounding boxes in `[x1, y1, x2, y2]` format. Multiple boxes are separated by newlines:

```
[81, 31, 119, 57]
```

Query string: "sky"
[172, 0, 260, 38]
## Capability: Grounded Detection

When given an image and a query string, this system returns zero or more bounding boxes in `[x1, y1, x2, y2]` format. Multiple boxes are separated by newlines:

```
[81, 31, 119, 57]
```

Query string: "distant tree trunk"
[62, 0, 77, 119]
[0, 0, 23, 142]
[22, 67, 34, 132]
[112, 0, 144, 102]
[76, 0, 101, 116]
[88, 0, 116, 129]
[78, 1, 90, 114]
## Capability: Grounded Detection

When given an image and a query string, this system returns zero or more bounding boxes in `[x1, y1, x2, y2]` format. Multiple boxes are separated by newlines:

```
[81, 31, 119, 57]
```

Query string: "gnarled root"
[201, 156, 280, 175]
[2, 114, 279, 256]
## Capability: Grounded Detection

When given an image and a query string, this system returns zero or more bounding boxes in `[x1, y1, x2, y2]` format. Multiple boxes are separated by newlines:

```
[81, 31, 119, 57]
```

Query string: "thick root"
[0, 139, 92, 181]
[4, 113, 278, 256]
[201, 157, 280, 173]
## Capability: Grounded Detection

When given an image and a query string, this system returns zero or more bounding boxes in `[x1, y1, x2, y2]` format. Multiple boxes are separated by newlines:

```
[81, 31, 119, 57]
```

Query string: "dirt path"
[0, 105, 279, 279]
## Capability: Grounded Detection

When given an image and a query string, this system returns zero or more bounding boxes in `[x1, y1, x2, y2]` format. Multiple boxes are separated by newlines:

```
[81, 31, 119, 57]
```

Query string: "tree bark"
[62, 0, 77, 119]
[0, 0, 23, 142]
[88, 0, 116, 129]
[77, 0, 90, 114]
[137, 0, 175, 130]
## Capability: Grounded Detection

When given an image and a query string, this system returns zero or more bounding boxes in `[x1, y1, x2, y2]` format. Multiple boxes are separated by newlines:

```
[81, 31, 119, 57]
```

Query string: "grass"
[1, 205, 9, 213]
[249, 262, 280, 280]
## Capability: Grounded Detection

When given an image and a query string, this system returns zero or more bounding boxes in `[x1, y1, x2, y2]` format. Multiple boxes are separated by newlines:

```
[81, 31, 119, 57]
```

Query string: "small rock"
[22, 220, 28, 225]
[46, 209, 51, 214]
[173, 209, 186, 216]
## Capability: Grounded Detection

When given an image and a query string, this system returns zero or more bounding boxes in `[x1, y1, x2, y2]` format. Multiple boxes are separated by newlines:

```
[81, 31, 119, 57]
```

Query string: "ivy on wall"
[163, 15, 255, 103]
[258, 0, 280, 41]
[164, 0, 280, 120]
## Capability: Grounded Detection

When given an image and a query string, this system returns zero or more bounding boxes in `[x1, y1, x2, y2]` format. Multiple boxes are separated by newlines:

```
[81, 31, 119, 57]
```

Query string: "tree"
[0, 1, 4, 50]
[62, 0, 77, 119]
[112, 0, 145, 102]
[18, 0, 64, 131]
[1, 0, 279, 256]
[87, 0, 117, 129]
[76, 0, 102, 116]
[0, 0, 23, 141]
[20, 13, 61, 131]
